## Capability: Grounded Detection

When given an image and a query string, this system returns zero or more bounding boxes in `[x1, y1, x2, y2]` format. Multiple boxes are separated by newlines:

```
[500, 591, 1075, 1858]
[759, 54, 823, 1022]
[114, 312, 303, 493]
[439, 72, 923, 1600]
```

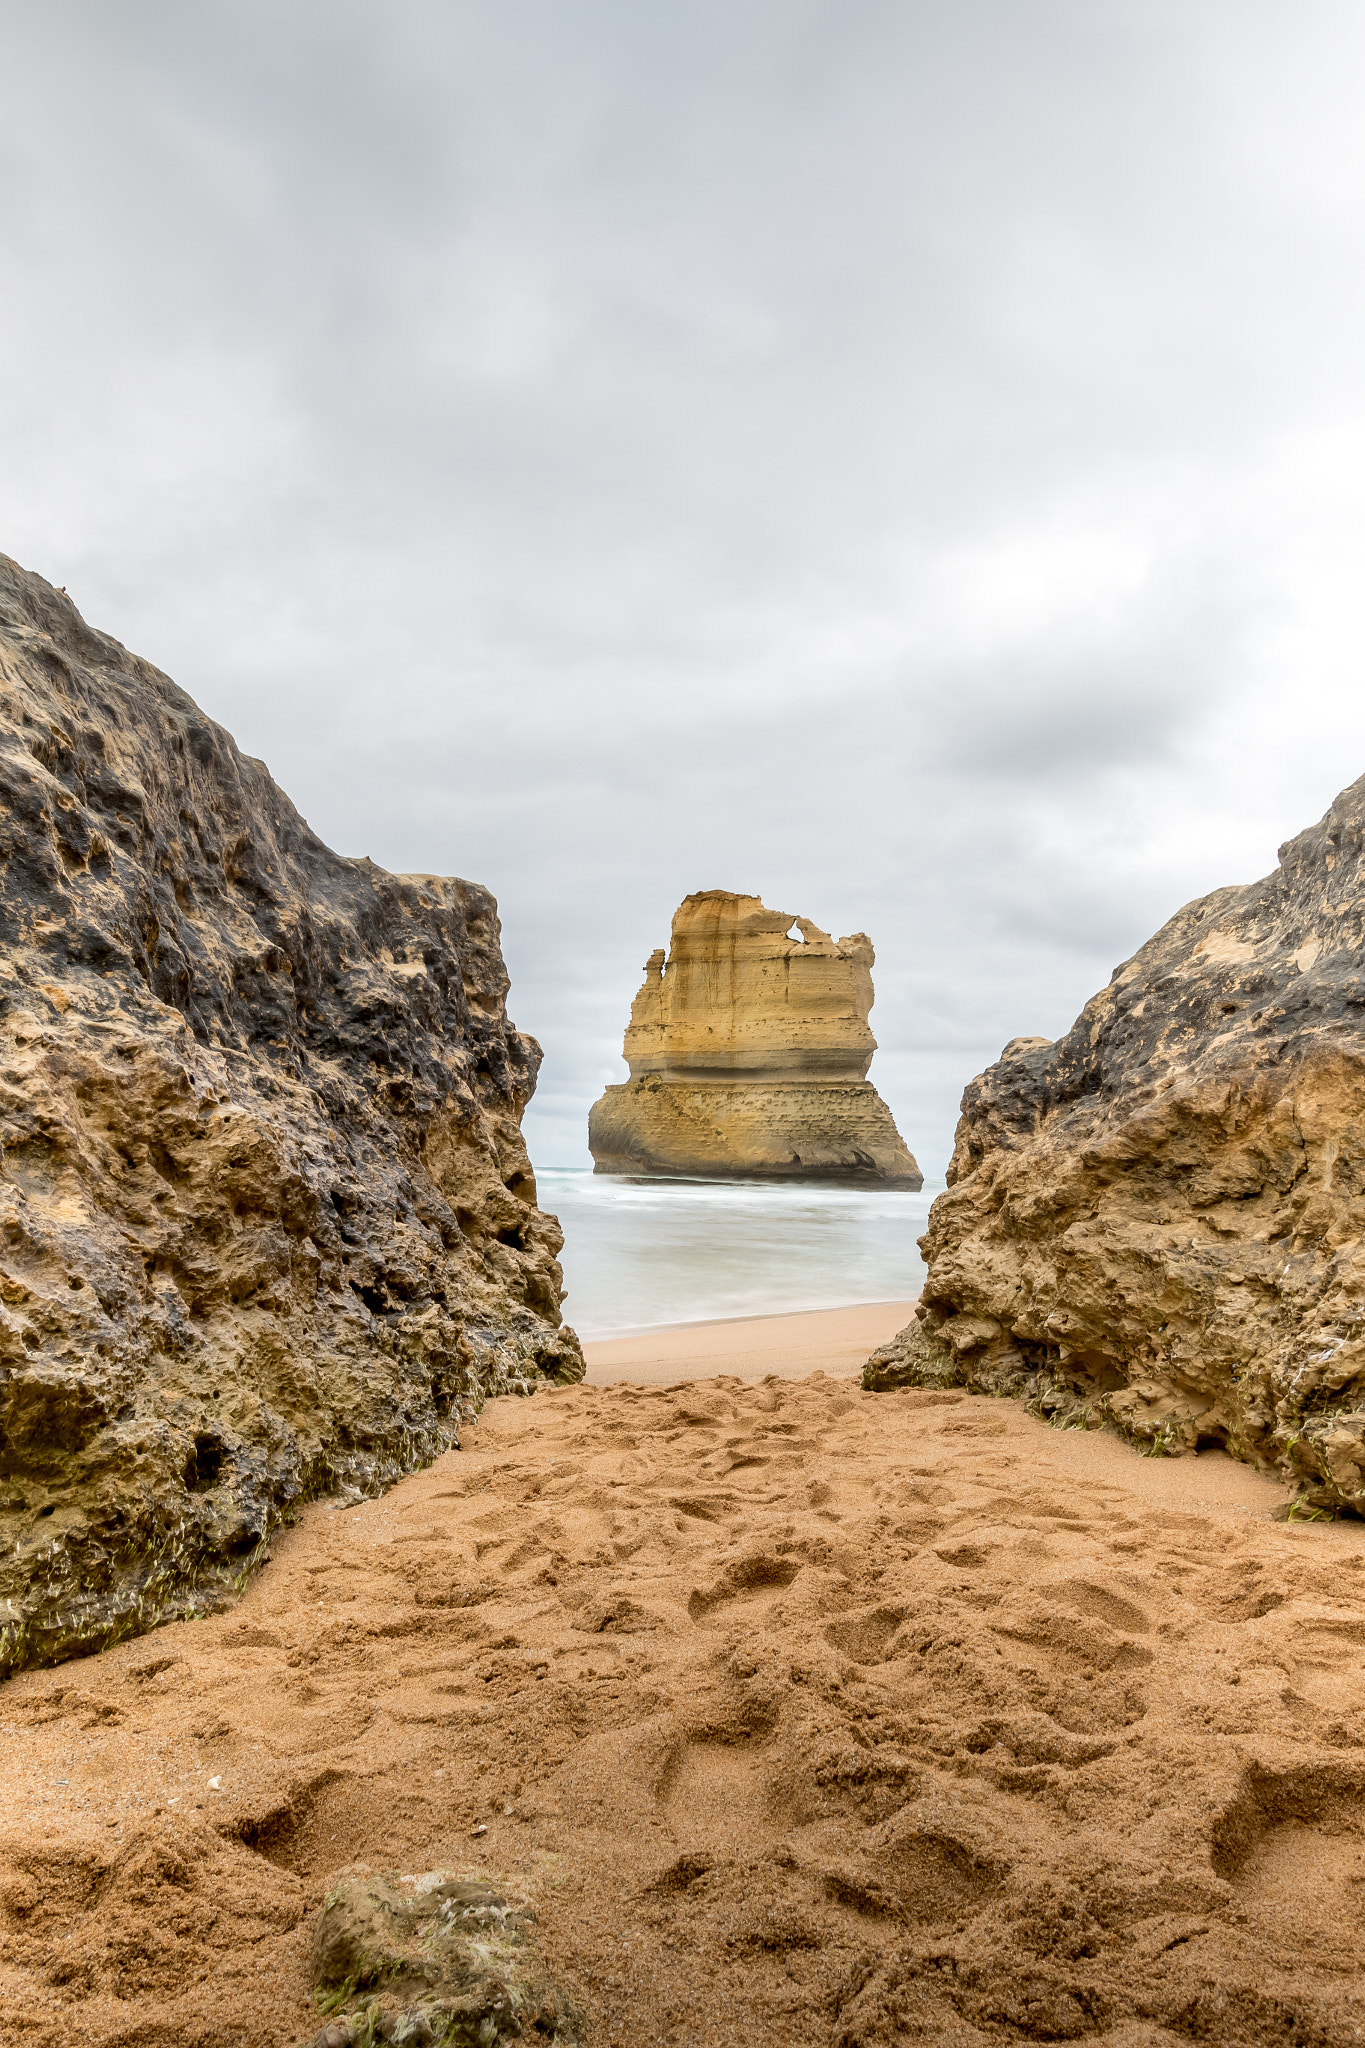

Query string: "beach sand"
[4, 1305, 1365, 2045]
[582, 1299, 918, 1385]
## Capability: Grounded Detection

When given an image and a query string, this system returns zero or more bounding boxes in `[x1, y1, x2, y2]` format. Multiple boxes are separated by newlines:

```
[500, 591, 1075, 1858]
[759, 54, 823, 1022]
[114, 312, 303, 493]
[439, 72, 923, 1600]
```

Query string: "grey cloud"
[3, 0, 1364, 1178]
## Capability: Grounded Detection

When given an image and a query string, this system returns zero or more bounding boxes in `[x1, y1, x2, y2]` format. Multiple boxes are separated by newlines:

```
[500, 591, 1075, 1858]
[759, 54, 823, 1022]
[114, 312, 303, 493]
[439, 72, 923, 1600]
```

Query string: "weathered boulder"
[303, 1870, 585, 2047]
[0, 554, 581, 1674]
[588, 889, 921, 1183]
[864, 773, 1365, 1512]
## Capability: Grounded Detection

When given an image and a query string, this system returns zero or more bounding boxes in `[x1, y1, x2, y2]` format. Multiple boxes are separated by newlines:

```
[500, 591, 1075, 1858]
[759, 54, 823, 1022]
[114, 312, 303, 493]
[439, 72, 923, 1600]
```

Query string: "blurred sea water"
[534, 1167, 940, 1341]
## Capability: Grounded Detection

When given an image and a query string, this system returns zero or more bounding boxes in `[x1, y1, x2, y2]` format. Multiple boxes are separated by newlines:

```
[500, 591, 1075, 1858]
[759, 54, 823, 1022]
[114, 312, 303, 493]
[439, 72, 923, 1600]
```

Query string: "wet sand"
[582, 1299, 917, 1385]
[4, 1327, 1365, 2045]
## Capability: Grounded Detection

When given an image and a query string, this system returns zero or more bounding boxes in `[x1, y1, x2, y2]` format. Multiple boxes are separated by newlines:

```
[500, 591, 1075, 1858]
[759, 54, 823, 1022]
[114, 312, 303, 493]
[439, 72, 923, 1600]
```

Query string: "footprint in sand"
[1213, 1763, 1365, 1963]
[1044, 1576, 1153, 1634]
[866, 1823, 1004, 1926]
[989, 1601, 1152, 1732]
[823, 1604, 907, 1664]
[660, 1741, 776, 1858]
[687, 1555, 799, 1622]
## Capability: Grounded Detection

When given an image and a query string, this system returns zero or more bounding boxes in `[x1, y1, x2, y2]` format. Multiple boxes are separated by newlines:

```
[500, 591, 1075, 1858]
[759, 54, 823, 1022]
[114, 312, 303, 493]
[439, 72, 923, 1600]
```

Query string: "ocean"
[534, 1167, 941, 1341]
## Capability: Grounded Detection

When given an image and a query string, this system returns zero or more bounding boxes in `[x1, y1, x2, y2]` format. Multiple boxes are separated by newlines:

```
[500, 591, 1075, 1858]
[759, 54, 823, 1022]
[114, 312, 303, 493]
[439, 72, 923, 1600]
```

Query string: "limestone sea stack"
[0, 554, 582, 1674]
[588, 889, 921, 1184]
[864, 771, 1365, 1512]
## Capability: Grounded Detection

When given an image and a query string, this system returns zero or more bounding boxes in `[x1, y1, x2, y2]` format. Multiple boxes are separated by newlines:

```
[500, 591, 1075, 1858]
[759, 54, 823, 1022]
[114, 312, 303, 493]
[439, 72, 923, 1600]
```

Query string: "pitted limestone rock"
[0, 553, 582, 1675]
[864, 772, 1365, 1513]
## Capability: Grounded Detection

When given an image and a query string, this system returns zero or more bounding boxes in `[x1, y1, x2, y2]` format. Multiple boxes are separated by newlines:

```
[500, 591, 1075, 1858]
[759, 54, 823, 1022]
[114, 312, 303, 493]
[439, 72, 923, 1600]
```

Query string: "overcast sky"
[5, 1, 1365, 1174]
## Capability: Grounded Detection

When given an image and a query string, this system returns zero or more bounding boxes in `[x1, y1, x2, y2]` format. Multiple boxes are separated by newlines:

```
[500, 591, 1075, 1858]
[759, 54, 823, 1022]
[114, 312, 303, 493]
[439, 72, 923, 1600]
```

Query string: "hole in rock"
[185, 1435, 225, 1492]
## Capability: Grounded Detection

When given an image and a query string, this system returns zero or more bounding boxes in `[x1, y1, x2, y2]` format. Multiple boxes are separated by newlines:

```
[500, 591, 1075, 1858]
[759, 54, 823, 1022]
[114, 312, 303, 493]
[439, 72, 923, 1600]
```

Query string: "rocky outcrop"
[588, 890, 921, 1184]
[0, 554, 581, 1675]
[864, 772, 1365, 1512]
[305, 1870, 585, 2046]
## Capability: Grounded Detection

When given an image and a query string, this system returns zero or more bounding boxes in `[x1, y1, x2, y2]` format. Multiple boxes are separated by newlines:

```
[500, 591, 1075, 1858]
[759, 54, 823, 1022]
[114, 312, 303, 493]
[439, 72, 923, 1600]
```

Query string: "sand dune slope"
[4, 1374, 1365, 2045]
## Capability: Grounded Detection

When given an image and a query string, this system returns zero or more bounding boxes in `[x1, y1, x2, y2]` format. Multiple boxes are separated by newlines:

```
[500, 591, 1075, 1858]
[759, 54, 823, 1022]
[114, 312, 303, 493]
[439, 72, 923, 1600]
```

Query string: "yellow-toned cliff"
[588, 890, 921, 1183]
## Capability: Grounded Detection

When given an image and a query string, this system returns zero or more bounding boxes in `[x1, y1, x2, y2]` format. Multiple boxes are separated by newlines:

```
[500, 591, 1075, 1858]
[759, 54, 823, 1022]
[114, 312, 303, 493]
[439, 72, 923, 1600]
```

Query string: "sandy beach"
[4, 1302, 1365, 2045]
[582, 1300, 918, 1385]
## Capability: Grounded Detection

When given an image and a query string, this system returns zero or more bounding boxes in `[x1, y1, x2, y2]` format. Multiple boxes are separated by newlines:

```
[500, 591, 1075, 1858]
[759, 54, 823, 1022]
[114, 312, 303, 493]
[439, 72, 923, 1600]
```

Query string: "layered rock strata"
[0, 553, 581, 1674]
[588, 889, 921, 1183]
[864, 772, 1365, 1511]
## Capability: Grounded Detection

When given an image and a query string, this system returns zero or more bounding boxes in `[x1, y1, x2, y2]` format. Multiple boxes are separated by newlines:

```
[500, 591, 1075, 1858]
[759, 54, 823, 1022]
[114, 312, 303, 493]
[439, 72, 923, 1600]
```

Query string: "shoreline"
[575, 1293, 917, 1344]
[580, 1296, 915, 1385]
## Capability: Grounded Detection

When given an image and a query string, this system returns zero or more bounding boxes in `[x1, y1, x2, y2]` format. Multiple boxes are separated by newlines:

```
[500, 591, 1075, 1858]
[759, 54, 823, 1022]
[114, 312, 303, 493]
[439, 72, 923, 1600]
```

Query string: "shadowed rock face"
[865, 773, 1365, 1512]
[0, 554, 581, 1674]
[588, 890, 921, 1184]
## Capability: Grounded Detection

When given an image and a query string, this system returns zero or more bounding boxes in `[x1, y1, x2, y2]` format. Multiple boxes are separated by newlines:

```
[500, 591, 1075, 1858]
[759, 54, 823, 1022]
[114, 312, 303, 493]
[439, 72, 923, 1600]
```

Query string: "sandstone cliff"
[589, 890, 921, 1183]
[864, 773, 1365, 1512]
[0, 554, 581, 1674]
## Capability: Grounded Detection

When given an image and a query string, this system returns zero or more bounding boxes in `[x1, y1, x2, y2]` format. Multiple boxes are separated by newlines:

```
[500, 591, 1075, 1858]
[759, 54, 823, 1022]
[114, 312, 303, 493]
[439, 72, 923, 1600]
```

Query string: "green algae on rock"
[865, 773, 1365, 1514]
[0, 554, 582, 1676]
[304, 1870, 586, 2047]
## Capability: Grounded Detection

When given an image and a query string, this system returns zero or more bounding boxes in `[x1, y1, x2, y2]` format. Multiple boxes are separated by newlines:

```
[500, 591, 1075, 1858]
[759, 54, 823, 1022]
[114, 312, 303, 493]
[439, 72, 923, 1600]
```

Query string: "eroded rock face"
[865, 773, 1365, 1511]
[0, 554, 581, 1674]
[588, 890, 921, 1183]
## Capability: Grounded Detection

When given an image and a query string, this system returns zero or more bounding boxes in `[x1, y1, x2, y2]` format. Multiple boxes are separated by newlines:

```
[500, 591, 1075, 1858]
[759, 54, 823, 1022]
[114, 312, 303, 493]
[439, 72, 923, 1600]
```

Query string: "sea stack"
[864, 770, 1365, 1514]
[588, 889, 921, 1184]
[0, 553, 581, 1674]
